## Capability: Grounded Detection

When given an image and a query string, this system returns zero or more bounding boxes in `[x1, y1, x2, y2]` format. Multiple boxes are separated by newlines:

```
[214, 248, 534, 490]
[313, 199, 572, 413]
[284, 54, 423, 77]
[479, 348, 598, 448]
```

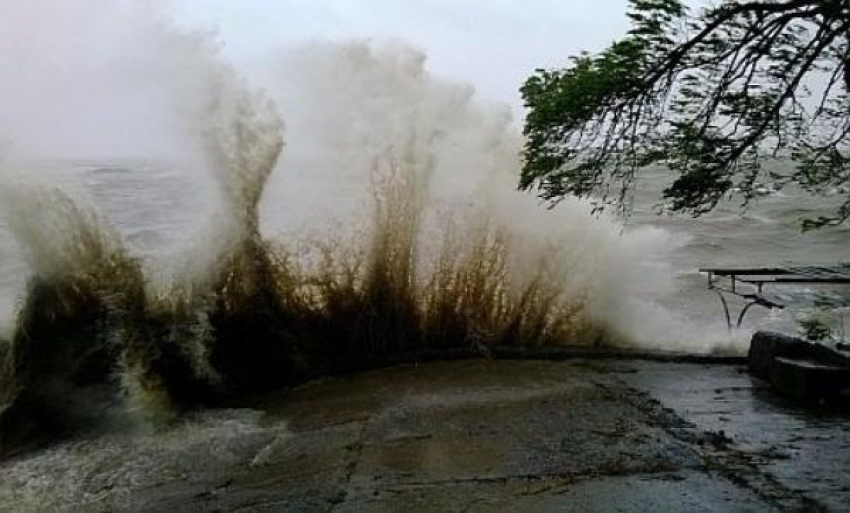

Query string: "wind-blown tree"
[521, 0, 850, 228]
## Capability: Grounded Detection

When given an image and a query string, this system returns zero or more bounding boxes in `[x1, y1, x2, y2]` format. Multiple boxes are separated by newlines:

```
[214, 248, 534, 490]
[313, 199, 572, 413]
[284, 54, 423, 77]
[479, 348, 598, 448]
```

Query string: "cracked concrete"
[0, 359, 847, 511]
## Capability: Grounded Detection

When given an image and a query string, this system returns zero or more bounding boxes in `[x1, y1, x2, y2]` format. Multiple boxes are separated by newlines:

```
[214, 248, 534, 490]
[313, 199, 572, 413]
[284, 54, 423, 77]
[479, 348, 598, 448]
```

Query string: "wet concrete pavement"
[1, 359, 848, 511]
[627, 362, 850, 512]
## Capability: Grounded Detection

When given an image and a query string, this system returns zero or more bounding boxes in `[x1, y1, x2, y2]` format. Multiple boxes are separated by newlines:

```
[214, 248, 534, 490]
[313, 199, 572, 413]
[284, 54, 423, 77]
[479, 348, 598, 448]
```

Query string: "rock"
[770, 357, 850, 406]
[749, 331, 850, 407]
[748, 331, 813, 380]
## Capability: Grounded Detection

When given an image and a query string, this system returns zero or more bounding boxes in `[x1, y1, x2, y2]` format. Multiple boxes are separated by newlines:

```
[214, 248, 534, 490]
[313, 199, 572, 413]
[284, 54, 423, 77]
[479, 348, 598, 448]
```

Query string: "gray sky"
[170, 0, 632, 121]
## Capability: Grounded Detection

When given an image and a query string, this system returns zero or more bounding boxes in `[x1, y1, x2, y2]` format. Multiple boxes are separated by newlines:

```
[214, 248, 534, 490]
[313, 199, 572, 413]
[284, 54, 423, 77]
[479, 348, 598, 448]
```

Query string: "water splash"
[0, 183, 144, 450]
[0, 9, 699, 456]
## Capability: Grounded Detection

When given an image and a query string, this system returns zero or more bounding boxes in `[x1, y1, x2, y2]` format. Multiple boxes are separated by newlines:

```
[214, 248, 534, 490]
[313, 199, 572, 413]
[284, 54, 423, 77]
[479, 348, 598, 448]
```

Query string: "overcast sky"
[170, 0, 632, 122]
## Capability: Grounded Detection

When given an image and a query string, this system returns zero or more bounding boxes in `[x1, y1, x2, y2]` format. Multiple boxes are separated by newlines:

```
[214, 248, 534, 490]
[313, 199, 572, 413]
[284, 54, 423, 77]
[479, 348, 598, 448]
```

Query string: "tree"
[520, 0, 850, 228]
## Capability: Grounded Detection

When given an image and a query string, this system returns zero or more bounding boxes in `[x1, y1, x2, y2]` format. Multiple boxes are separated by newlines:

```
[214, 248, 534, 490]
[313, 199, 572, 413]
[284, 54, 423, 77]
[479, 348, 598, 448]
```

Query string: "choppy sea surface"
[628, 167, 850, 340]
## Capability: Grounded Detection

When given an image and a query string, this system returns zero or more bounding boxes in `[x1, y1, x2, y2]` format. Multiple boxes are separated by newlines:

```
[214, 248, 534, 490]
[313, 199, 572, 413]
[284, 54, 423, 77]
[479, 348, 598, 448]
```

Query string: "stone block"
[748, 331, 813, 380]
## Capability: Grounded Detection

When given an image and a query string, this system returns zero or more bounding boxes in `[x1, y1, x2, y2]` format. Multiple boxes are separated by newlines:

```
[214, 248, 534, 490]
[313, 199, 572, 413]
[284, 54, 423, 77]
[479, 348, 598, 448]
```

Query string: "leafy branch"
[521, 0, 850, 226]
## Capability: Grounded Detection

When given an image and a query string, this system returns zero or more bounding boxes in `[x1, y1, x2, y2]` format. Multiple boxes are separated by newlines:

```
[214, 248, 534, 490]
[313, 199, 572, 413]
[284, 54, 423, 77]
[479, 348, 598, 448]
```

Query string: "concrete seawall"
[1, 358, 847, 511]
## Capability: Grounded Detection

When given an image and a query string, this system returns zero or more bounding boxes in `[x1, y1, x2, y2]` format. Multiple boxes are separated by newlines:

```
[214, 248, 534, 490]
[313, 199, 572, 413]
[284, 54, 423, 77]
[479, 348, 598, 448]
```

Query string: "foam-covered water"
[0, 408, 283, 511]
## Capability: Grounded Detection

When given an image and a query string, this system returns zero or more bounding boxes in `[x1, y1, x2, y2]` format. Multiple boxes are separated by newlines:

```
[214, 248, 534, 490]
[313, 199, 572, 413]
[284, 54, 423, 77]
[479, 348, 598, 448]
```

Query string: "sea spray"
[0, 11, 269, 440]
[191, 79, 301, 393]
[256, 41, 672, 345]
[0, 9, 692, 455]
[0, 184, 144, 449]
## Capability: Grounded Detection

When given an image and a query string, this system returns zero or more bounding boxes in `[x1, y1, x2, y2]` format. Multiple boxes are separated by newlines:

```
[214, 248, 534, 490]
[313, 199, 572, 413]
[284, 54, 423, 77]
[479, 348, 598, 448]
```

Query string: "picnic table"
[699, 264, 850, 329]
